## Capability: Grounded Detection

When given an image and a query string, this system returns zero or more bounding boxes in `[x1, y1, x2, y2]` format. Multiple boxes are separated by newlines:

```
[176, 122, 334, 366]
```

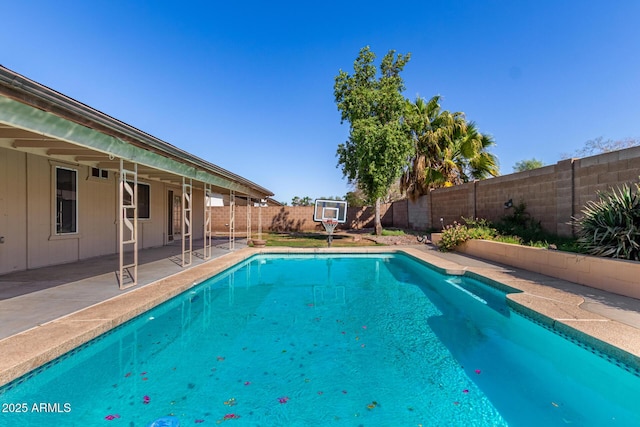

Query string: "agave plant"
[575, 180, 640, 260]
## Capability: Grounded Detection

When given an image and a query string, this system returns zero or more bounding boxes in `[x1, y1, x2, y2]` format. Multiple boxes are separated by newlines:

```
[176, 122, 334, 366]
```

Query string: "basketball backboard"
[313, 199, 348, 223]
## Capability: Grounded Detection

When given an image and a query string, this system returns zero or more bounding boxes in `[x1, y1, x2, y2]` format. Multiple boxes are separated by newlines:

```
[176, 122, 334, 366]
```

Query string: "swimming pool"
[1, 253, 639, 426]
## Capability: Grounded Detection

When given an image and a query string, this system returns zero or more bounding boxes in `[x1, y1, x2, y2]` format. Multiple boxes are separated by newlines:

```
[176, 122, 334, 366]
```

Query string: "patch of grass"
[379, 229, 406, 236]
[259, 232, 381, 248]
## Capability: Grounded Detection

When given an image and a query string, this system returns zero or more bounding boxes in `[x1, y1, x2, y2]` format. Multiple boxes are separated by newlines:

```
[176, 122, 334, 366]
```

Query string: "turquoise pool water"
[1, 253, 639, 426]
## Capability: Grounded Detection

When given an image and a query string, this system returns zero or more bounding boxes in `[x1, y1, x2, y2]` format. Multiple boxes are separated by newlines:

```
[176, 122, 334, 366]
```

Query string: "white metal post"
[246, 196, 251, 243]
[182, 176, 192, 267]
[204, 183, 212, 259]
[118, 159, 138, 289]
[258, 200, 263, 240]
[229, 190, 235, 251]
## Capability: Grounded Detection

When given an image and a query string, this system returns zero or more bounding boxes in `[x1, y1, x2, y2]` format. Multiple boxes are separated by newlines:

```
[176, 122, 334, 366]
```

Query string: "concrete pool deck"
[1, 243, 640, 387]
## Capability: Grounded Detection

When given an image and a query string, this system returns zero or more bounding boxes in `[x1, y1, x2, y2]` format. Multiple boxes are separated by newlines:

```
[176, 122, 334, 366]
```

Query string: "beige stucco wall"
[457, 239, 640, 300]
[0, 146, 208, 275]
[0, 148, 28, 272]
[0, 152, 118, 271]
[140, 181, 168, 249]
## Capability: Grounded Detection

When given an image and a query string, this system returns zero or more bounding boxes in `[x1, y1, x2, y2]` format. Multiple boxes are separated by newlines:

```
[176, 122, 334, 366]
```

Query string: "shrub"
[494, 201, 543, 242]
[438, 218, 498, 251]
[438, 222, 472, 251]
[575, 180, 640, 260]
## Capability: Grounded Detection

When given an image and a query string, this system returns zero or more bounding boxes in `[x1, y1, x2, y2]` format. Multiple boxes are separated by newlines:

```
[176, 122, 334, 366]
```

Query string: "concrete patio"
[0, 237, 244, 340]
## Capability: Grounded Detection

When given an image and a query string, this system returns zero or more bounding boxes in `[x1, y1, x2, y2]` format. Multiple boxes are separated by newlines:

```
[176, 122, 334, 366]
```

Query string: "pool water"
[1, 254, 639, 426]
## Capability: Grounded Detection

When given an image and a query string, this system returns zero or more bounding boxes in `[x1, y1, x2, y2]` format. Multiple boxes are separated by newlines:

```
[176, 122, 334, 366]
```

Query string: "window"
[137, 183, 150, 219]
[123, 181, 150, 219]
[91, 167, 109, 179]
[56, 167, 77, 234]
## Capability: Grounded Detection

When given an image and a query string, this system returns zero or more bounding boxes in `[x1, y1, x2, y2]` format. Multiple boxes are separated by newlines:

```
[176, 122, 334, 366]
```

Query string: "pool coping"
[1, 246, 639, 387]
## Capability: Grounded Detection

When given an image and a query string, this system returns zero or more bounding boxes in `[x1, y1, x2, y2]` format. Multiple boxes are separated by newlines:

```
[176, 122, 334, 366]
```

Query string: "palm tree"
[449, 121, 499, 184]
[400, 96, 465, 199]
[400, 96, 498, 200]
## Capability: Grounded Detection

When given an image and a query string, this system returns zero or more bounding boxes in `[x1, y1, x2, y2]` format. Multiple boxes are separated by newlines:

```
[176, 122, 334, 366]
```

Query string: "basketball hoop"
[322, 219, 338, 247]
[322, 219, 338, 234]
[313, 199, 347, 248]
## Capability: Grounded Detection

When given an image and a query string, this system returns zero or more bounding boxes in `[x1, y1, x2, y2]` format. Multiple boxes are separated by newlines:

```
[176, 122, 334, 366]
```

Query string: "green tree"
[447, 121, 499, 184]
[344, 182, 399, 208]
[345, 190, 366, 207]
[334, 46, 413, 235]
[513, 158, 544, 172]
[401, 96, 498, 200]
[401, 96, 465, 199]
[291, 196, 313, 206]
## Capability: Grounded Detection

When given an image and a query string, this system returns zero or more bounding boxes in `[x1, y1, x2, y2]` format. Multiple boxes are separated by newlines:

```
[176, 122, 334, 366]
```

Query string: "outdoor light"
[504, 199, 513, 209]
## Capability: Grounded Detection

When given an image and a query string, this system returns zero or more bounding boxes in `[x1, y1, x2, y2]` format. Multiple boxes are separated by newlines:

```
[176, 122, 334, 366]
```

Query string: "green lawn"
[254, 232, 381, 248]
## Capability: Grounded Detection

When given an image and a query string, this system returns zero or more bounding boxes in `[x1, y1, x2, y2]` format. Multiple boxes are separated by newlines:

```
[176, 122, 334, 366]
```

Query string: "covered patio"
[0, 65, 273, 288]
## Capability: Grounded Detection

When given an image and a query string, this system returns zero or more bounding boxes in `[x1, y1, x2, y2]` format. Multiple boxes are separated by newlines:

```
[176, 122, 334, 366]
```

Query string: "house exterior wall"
[141, 181, 167, 249]
[80, 160, 118, 259]
[0, 146, 208, 275]
[191, 186, 205, 241]
[0, 148, 28, 272]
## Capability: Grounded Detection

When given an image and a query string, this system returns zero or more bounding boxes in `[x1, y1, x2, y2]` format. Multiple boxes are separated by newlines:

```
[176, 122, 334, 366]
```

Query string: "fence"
[403, 146, 640, 236]
[209, 146, 640, 238]
[209, 204, 395, 235]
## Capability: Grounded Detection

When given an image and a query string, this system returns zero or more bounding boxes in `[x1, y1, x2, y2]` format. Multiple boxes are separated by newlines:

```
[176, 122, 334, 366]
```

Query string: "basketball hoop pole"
[322, 220, 338, 247]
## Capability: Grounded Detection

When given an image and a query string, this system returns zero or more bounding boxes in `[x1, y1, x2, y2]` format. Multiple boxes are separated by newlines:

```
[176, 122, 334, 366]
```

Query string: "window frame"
[90, 167, 109, 179]
[54, 165, 78, 235]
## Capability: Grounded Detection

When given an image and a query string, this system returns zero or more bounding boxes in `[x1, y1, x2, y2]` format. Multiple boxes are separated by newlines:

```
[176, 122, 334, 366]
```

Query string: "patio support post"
[181, 176, 192, 267]
[246, 196, 252, 242]
[203, 183, 212, 259]
[258, 199, 263, 240]
[229, 190, 235, 251]
[118, 159, 138, 289]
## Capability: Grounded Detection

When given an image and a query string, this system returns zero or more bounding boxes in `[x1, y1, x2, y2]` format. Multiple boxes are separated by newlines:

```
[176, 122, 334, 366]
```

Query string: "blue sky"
[3, 1, 639, 204]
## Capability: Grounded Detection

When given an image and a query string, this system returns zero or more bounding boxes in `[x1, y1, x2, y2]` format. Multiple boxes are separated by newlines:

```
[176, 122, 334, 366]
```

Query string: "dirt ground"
[340, 228, 430, 246]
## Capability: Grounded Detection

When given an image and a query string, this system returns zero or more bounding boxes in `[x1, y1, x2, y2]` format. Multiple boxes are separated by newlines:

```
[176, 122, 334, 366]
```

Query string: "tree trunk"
[375, 197, 382, 236]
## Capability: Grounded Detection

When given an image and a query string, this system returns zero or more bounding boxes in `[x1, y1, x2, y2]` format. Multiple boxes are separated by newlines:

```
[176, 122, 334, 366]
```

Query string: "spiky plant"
[575, 181, 640, 260]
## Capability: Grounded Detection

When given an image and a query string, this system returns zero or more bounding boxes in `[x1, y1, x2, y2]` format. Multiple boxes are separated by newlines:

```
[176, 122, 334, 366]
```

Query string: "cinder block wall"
[403, 146, 640, 236]
[209, 206, 317, 234]
[430, 181, 476, 228]
[392, 199, 409, 229]
[209, 147, 640, 238]
[209, 204, 394, 234]
[474, 164, 559, 233]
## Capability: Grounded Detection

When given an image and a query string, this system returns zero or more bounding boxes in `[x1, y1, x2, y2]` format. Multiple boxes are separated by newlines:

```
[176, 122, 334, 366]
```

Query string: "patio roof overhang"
[0, 65, 274, 199]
